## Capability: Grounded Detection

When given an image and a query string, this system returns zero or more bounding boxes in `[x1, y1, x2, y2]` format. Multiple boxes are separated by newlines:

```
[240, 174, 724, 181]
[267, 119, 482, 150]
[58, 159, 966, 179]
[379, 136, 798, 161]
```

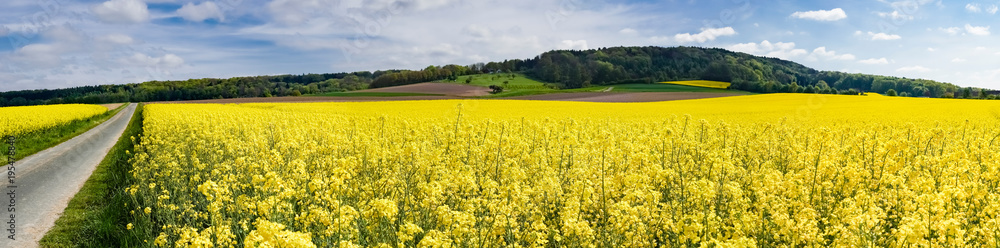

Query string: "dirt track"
[506, 92, 744, 102]
[359, 83, 490, 97]
[99, 103, 124, 110]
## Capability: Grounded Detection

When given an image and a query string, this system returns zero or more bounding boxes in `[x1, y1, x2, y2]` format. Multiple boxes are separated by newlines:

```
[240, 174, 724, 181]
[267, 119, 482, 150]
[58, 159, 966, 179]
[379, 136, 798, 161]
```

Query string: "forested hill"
[523, 46, 963, 97]
[0, 46, 984, 106]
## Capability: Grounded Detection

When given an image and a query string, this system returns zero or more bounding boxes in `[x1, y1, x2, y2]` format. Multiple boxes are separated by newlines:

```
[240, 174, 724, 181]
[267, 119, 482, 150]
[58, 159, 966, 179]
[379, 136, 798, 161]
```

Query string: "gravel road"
[1, 103, 137, 248]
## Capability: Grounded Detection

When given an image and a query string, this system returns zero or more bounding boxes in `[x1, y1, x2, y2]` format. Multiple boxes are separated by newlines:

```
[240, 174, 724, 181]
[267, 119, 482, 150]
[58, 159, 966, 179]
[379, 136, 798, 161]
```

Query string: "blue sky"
[0, 0, 997, 91]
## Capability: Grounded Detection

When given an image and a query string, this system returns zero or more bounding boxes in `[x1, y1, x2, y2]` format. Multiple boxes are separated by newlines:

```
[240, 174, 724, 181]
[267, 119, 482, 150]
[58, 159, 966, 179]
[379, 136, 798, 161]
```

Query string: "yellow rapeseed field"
[0, 104, 108, 138]
[128, 94, 1000, 247]
[658, 80, 731, 89]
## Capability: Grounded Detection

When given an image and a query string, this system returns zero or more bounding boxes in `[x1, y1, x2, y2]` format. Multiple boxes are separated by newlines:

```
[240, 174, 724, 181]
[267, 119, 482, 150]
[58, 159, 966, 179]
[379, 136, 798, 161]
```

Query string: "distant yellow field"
[659, 80, 731, 89]
[0, 104, 107, 138]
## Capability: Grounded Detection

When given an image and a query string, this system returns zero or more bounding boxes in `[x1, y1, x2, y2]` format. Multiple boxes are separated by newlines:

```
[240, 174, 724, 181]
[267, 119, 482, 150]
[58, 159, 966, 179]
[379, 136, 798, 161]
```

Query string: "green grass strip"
[39, 103, 145, 248]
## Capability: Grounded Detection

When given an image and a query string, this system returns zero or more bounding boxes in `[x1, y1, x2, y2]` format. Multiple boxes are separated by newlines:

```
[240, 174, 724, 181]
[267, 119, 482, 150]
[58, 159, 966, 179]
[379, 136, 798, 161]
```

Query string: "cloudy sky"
[0, 0, 997, 91]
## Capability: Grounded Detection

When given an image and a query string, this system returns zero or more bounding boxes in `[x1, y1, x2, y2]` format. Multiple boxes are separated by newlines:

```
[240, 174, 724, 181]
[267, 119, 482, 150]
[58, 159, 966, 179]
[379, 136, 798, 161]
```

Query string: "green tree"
[488, 85, 503, 94]
[815, 80, 831, 94]
[788, 82, 800, 93]
[886, 89, 897, 96]
[702, 61, 733, 82]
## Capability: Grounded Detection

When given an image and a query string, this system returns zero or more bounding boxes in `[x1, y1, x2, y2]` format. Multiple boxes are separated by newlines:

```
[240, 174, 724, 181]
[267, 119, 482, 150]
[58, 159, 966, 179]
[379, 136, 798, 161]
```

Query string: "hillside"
[0, 46, 988, 107]
[523, 46, 964, 97]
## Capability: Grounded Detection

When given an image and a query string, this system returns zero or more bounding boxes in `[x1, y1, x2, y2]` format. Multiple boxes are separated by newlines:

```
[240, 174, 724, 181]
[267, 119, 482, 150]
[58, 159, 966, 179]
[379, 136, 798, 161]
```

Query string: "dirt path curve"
[1, 103, 137, 248]
[507, 92, 743, 102]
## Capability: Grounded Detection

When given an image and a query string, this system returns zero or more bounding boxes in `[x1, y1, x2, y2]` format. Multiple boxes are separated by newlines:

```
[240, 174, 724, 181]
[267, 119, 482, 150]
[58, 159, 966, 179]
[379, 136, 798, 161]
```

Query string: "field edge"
[7, 103, 127, 161]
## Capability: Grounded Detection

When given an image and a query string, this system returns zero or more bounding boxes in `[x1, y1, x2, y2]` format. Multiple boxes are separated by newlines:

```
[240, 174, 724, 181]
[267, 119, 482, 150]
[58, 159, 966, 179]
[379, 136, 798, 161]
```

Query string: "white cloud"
[728, 40, 808, 60]
[673, 27, 737, 43]
[859, 58, 889, 64]
[790, 8, 847, 21]
[941, 25, 992, 36]
[44, 26, 86, 43]
[177, 1, 224, 22]
[0, 25, 184, 88]
[887, 0, 938, 13]
[951, 58, 966, 63]
[927, 47, 936, 52]
[939, 27, 962, 35]
[809, 47, 855, 61]
[619, 28, 637, 35]
[897, 65, 931, 73]
[872, 33, 901, 40]
[453, 24, 545, 57]
[965, 24, 991, 36]
[267, 0, 331, 25]
[858, 31, 901, 40]
[963, 3, 996, 15]
[92, 0, 149, 24]
[11, 44, 65, 67]
[5, 26, 87, 68]
[967, 3, 981, 13]
[123, 53, 185, 68]
[266, 0, 458, 25]
[557, 40, 588, 50]
[729, 42, 854, 62]
[876, 10, 913, 21]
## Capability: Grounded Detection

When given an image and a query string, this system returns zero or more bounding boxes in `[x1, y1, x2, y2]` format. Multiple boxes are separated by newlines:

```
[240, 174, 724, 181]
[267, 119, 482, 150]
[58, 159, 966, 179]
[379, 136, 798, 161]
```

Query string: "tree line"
[1, 46, 992, 107]
[0, 72, 374, 106]
[368, 62, 525, 88]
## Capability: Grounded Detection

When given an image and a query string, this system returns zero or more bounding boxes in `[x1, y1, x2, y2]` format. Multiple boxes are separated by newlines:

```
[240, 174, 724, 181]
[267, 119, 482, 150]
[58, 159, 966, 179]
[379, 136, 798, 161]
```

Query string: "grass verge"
[39, 103, 144, 248]
[8, 104, 127, 161]
[441, 73, 555, 90]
